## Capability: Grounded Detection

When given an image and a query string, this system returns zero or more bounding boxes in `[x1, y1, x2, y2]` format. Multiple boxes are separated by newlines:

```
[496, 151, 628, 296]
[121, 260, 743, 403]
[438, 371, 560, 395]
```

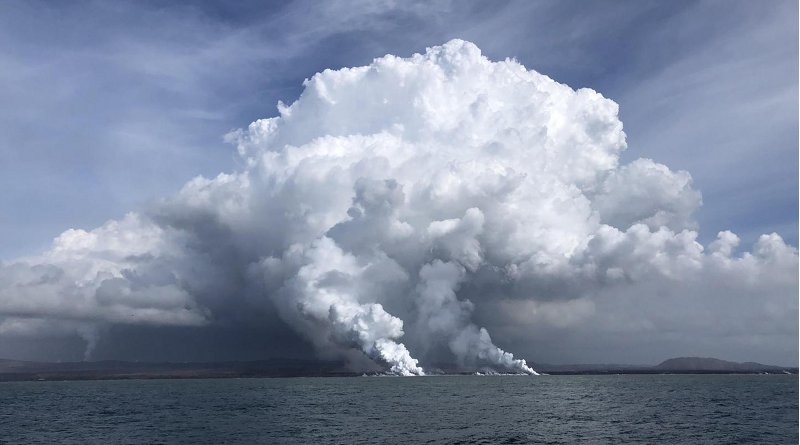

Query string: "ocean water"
[0, 374, 796, 444]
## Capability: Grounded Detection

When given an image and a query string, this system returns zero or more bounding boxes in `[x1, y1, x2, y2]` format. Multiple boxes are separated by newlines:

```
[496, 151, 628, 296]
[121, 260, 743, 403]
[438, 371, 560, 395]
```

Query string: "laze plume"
[0, 41, 795, 373]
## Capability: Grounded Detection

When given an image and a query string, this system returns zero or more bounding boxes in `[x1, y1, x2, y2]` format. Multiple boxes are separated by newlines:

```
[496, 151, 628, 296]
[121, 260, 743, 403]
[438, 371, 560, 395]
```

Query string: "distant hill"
[654, 357, 786, 372]
[530, 356, 796, 375]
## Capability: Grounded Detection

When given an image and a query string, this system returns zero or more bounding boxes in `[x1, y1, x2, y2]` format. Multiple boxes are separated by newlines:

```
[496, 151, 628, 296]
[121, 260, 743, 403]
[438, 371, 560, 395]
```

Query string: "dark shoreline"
[1, 370, 797, 382]
[2, 357, 795, 382]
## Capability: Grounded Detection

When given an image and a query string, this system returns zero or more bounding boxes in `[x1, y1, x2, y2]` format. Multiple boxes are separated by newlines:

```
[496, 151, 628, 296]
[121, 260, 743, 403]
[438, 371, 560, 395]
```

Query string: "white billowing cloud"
[0, 40, 796, 370]
[708, 230, 740, 257]
[592, 158, 702, 231]
[0, 213, 207, 327]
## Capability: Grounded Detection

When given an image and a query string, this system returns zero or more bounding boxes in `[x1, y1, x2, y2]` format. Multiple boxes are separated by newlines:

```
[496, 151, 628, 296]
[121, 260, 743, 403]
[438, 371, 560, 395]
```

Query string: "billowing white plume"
[0, 40, 795, 372]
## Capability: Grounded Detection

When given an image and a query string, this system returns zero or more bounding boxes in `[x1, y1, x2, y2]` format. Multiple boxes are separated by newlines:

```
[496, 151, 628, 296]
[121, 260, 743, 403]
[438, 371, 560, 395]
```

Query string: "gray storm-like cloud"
[0, 40, 796, 372]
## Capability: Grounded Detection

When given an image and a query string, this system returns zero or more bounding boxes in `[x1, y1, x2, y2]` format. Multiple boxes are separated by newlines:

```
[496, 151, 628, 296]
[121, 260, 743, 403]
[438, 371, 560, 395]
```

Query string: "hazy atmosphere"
[0, 0, 797, 370]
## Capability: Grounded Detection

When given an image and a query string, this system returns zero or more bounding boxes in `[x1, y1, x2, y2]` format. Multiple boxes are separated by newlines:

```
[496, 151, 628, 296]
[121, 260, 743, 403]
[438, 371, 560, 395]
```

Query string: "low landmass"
[532, 357, 796, 375]
[0, 356, 795, 381]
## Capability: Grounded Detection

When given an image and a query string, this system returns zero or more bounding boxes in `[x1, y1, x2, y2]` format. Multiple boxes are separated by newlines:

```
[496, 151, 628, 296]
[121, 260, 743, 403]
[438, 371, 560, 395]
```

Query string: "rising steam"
[0, 40, 796, 373]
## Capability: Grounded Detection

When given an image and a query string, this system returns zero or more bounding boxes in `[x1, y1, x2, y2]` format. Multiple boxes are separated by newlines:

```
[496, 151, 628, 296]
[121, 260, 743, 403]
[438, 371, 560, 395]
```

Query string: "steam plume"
[0, 40, 796, 372]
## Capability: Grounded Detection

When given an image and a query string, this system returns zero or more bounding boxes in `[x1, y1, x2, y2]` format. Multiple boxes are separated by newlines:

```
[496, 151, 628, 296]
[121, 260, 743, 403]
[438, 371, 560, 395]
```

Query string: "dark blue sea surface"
[1, 374, 797, 444]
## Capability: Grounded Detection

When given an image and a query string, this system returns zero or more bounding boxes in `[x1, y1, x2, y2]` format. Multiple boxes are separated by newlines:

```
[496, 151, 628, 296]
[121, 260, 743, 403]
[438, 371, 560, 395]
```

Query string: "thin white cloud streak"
[615, 1, 798, 245]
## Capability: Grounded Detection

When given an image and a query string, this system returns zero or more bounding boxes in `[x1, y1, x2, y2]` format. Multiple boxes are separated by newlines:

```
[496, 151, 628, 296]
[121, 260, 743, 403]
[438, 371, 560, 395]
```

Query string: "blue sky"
[0, 0, 796, 260]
